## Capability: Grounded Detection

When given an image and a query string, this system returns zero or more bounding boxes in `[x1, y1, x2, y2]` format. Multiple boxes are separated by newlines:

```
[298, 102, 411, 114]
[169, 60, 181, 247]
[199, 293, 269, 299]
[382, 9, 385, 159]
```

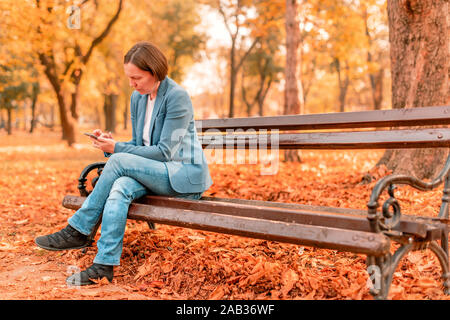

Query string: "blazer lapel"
[149, 77, 169, 145]
[136, 94, 148, 146]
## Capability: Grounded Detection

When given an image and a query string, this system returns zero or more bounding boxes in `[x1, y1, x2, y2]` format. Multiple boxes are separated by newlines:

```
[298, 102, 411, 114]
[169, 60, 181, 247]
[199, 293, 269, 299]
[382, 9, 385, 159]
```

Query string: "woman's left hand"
[93, 136, 116, 154]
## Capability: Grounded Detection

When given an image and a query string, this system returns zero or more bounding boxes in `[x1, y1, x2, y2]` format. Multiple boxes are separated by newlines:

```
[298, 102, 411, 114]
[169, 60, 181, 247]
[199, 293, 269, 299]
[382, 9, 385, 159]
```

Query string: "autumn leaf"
[281, 269, 299, 297]
[149, 281, 165, 289]
[209, 285, 226, 300]
[89, 277, 111, 286]
[161, 262, 174, 273]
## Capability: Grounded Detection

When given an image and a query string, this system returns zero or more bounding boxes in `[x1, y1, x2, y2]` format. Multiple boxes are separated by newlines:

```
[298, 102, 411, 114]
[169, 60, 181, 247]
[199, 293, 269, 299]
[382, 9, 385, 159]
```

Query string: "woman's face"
[124, 63, 158, 95]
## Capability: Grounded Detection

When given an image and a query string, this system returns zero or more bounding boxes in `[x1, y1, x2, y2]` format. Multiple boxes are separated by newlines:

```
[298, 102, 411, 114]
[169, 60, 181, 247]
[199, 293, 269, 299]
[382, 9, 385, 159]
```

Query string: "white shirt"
[142, 94, 155, 146]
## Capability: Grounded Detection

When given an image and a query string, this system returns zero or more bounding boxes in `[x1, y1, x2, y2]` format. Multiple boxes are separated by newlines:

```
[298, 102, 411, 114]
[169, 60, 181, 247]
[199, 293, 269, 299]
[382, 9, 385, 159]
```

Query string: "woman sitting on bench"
[35, 41, 213, 285]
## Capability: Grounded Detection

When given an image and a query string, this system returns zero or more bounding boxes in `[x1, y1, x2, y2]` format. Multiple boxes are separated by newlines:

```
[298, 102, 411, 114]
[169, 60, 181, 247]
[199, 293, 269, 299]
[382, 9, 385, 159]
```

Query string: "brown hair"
[124, 41, 168, 81]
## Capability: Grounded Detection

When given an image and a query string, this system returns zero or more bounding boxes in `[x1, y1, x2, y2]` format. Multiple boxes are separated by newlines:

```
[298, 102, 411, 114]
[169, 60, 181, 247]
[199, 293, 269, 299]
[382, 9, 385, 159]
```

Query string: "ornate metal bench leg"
[370, 240, 450, 298]
[368, 244, 416, 300]
[367, 254, 392, 300]
[147, 221, 156, 230]
[428, 241, 450, 295]
[440, 229, 450, 294]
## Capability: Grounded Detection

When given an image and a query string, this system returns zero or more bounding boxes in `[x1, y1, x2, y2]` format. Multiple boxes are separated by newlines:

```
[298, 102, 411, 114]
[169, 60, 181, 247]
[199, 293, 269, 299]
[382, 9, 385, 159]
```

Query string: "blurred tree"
[149, 0, 207, 83]
[93, 40, 123, 134]
[376, 0, 449, 180]
[0, 112, 4, 131]
[66, 0, 206, 134]
[241, 39, 283, 116]
[284, 0, 302, 162]
[0, 0, 394, 141]
[298, 1, 323, 108]
[207, 0, 260, 118]
[103, 93, 117, 133]
[315, 0, 367, 112]
[361, 0, 389, 110]
[241, 0, 284, 116]
[0, 65, 31, 135]
[45, 0, 121, 145]
[2, 0, 124, 145]
[284, 0, 303, 116]
[28, 81, 40, 133]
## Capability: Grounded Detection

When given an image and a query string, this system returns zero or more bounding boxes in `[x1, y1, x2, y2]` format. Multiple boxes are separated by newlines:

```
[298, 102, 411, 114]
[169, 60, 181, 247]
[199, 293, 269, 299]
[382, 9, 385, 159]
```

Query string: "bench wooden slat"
[199, 196, 447, 240]
[62, 195, 390, 256]
[134, 195, 428, 238]
[196, 105, 450, 132]
[201, 196, 369, 215]
[62, 194, 434, 239]
[199, 129, 450, 149]
[201, 195, 450, 223]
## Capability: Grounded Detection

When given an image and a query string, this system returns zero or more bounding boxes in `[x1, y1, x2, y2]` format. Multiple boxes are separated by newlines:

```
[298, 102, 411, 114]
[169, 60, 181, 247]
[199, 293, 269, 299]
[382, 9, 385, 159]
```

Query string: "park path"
[0, 247, 152, 300]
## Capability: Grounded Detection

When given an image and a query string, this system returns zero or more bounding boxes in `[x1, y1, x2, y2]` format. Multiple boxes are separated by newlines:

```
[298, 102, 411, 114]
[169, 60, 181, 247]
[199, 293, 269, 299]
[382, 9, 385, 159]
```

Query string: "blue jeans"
[68, 153, 202, 266]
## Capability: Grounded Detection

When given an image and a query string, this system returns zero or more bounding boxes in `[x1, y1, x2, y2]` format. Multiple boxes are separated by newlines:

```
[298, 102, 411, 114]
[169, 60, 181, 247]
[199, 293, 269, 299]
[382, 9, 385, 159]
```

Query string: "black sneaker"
[66, 263, 114, 286]
[35, 224, 90, 251]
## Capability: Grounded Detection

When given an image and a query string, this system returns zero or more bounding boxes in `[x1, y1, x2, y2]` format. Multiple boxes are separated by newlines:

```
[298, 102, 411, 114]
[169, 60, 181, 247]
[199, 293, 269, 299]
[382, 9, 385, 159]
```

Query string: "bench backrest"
[195, 105, 450, 149]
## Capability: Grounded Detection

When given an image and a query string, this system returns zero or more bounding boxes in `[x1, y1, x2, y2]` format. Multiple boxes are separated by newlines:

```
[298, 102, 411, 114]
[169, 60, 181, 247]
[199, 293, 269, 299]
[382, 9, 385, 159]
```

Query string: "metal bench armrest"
[367, 151, 450, 233]
[77, 162, 106, 196]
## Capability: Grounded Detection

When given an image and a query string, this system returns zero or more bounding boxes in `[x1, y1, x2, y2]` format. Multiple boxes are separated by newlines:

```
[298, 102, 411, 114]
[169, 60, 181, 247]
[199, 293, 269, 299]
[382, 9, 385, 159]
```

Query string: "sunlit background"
[0, 0, 389, 138]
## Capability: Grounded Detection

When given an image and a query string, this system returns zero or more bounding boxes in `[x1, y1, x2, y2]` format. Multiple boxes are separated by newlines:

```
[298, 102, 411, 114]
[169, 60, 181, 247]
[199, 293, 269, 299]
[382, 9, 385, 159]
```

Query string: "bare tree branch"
[82, 0, 123, 64]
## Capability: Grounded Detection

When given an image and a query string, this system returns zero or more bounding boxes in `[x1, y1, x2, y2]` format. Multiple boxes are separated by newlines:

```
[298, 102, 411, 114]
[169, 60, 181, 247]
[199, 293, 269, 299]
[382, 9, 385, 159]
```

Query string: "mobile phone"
[84, 132, 99, 140]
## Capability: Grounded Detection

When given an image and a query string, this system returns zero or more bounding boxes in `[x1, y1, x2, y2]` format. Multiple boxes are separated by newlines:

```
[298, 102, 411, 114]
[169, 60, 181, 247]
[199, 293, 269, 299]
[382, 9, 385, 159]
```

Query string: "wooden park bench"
[62, 105, 450, 300]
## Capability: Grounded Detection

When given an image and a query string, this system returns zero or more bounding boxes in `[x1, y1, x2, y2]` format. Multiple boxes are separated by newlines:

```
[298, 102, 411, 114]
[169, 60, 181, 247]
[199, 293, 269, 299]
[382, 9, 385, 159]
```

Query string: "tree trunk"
[103, 93, 117, 133]
[15, 107, 19, 129]
[376, 0, 449, 180]
[227, 38, 258, 118]
[284, 0, 301, 116]
[69, 68, 83, 120]
[369, 68, 384, 110]
[35, 0, 122, 145]
[335, 58, 349, 113]
[0, 110, 5, 131]
[6, 108, 12, 135]
[228, 57, 237, 118]
[217, 2, 258, 119]
[363, 6, 384, 111]
[123, 94, 128, 130]
[258, 78, 272, 117]
[29, 83, 39, 133]
[70, 89, 79, 120]
[241, 65, 271, 117]
[50, 102, 55, 130]
[38, 52, 77, 144]
[284, 0, 303, 162]
[56, 91, 77, 146]
[241, 71, 254, 117]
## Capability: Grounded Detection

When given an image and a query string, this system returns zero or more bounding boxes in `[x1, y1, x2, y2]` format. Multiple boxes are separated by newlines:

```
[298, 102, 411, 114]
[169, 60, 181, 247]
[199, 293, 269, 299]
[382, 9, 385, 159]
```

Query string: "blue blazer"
[110, 76, 213, 194]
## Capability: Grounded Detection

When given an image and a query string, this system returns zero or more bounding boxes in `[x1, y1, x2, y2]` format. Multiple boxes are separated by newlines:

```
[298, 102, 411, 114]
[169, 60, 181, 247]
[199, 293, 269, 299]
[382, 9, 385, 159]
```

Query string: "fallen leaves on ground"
[0, 130, 448, 300]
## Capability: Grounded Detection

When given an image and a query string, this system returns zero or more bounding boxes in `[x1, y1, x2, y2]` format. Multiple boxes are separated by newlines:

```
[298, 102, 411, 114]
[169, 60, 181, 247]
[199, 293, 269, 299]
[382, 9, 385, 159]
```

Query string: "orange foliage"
[0, 130, 448, 300]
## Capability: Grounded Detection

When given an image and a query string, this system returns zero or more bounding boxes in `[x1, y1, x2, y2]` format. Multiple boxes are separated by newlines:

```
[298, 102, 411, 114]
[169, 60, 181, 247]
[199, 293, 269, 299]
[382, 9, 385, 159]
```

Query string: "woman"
[35, 41, 213, 285]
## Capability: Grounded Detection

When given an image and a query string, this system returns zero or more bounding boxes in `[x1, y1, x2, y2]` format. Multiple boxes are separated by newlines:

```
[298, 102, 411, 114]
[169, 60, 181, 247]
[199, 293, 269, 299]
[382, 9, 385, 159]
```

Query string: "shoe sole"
[66, 278, 97, 286]
[66, 275, 113, 286]
[66, 278, 112, 286]
[34, 239, 91, 251]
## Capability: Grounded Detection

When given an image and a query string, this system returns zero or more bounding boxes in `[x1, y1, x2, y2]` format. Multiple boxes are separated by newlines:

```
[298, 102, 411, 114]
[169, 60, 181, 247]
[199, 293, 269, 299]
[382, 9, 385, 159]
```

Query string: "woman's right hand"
[93, 129, 103, 139]
[91, 129, 116, 153]
[93, 129, 113, 140]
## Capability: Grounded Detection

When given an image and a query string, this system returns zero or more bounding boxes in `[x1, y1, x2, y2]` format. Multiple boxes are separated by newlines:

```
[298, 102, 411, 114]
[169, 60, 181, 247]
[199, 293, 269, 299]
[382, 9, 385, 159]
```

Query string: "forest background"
[0, 0, 390, 141]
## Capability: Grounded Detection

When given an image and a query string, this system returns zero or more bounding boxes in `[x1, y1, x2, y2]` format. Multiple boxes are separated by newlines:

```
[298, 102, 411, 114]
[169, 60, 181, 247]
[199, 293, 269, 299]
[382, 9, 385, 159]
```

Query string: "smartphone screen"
[84, 133, 98, 140]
